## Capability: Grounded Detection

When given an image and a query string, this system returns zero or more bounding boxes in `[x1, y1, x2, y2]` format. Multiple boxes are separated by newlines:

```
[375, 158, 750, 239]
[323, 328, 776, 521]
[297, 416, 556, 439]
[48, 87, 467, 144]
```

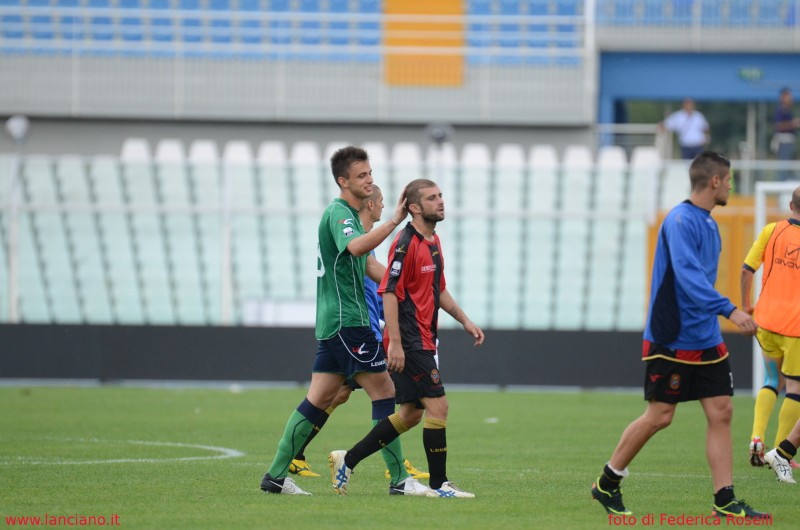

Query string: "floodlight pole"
[5, 115, 29, 324]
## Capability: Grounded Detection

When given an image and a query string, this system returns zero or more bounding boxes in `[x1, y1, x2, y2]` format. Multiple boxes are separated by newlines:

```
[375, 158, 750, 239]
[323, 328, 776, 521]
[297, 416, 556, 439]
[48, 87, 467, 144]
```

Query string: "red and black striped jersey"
[378, 223, 445, 352]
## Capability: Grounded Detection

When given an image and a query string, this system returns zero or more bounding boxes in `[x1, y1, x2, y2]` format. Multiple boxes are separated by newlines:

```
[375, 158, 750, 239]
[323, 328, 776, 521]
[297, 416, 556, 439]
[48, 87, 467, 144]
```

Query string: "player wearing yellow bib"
[741, 186, 800, 471]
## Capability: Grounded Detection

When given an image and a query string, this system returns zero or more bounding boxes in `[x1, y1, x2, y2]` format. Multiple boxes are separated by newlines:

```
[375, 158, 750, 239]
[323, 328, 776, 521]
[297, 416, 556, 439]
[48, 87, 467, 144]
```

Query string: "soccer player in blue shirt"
[591, 151, 769, 520]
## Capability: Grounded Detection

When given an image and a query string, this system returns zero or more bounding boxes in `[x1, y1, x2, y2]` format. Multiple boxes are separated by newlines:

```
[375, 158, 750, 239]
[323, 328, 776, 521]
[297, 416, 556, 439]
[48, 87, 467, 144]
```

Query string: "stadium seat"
[453, 143, 491, 325]
[56, 0, 84, 41]
[670, 0, 695, 25]
[149, 0, 176, 44]
[490, 143, 526, 328]
[120, 137, 152, 162]
[0, 0, 24, 40]
[28, 0, 56, 41]
[87, 0, 114, 43]
[119, 0, 145, 44]
[268, 0, 292, 47]
[238, 0, 263, 46]
[179, 0, 205, 45]
[389, 142, 423, 209]
[290, 141, 324, 299]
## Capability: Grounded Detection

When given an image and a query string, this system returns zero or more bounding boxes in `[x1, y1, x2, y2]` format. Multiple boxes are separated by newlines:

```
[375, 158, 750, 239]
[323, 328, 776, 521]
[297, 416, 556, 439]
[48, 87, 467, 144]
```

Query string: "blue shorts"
[313, 327, 387, 379]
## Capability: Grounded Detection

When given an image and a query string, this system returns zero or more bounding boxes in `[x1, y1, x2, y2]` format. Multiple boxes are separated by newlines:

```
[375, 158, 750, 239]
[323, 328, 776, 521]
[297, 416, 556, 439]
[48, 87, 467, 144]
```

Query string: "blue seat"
[699, 0, 723, 26]
[757, 0, 783, 27]
[556, 0, 579, 32]
[180, 0, 204, 43]
[467, 0, 491, 50]
[238, 0, 262, 45]
[268, 0, 292, 47]
[729, 0, 752, 27]
[299, 0, 321, 46]
[356, 0, 380, 47]
[56, 0, 84, 41]
[119, 0, 144, 41]
[28, 0, 55, 40]
[327, 0, 350, 46]
[149, 0, 175, 43]
[670, 0, 694, 25]
[0, 0, 23, 40]
[498, 0, 520, 50]
[209, 0, 232, 43]
[643, 1, 666, 25]
[613, 0, 638, 26]
[87, 0, 114, 41]
[524, 0, 549, 47]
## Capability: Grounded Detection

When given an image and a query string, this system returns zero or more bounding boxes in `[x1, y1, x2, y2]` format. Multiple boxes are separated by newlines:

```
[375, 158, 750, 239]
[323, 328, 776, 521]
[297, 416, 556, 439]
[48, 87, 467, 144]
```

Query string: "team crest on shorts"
[669, 373, 681, 390]
[431, 369, 440, 384]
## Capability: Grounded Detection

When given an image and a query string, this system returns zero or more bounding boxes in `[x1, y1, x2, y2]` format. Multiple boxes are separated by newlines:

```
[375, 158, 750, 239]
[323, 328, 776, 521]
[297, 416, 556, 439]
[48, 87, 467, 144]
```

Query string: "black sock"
[714, 485, 735, 507]
[778, 440, 798, 460]
[423, 419, 448, 489]
[598, 464, 623, 492]
[344, 416, 403, 470]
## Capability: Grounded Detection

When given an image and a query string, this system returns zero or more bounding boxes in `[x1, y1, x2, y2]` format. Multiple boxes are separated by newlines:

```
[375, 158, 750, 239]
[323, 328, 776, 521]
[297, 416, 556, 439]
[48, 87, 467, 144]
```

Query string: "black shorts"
[313, 326, 387, 379]
[644, 356, 733, 404]
[392, 349, 445, 407]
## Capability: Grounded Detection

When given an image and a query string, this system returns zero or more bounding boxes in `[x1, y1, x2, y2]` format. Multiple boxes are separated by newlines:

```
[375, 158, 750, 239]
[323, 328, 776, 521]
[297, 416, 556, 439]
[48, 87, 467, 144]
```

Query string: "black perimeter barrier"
[0, 324, 754, 390]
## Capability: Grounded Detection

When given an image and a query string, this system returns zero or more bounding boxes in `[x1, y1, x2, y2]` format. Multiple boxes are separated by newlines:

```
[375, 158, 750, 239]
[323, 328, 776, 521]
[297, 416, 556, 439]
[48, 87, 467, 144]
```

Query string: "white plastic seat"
[120, 137, 151, 163]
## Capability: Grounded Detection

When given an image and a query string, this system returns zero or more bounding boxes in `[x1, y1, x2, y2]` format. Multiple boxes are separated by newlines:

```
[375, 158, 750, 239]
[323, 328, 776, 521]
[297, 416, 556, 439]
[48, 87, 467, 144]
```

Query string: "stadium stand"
[2, 141, 678, 329]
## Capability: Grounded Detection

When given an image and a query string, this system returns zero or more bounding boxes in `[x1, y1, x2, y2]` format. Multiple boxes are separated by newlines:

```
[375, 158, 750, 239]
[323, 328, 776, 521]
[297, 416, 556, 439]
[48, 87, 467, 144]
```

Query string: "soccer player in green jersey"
[260, 146, 428, 496]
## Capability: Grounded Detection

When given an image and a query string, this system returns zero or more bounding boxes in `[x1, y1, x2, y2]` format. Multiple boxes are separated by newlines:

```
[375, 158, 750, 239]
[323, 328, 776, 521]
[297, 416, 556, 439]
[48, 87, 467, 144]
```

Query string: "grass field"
[1, 385, 798, 529]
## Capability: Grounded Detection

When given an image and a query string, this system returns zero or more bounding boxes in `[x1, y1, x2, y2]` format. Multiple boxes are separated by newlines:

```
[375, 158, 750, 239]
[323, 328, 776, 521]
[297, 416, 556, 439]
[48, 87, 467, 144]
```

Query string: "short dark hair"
[780, 86, 792, 96]
[793, 186, 800, 211]
[330, 146, 368, 187]
[403, 178, 438, 207]
[689, 151, 730, 191]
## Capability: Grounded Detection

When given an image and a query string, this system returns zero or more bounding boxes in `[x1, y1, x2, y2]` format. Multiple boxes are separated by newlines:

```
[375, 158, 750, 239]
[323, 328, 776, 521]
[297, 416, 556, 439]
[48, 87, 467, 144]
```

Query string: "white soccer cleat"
[764, 449, 796, 483]
[388, 476, 431, 496]
[426, 481, 475, 498]
[328, 450, 352, 495]
[261, 475, 312, 495]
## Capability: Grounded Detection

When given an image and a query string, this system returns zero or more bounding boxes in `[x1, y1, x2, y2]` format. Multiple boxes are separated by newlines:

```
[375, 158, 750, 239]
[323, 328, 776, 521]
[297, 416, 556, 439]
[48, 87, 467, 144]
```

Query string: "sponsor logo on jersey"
[338, 218, 354, 225]
[786, 244, 800, 262]
[390, 261, 402, 277]
[421, 264, 436, 273]
[343, 227, 354, 237]
[395, 244, 406, 254]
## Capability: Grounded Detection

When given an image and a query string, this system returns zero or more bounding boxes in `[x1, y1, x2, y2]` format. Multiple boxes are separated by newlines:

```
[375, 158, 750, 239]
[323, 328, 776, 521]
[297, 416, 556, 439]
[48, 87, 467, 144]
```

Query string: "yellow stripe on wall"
[383, 0, 464, 87]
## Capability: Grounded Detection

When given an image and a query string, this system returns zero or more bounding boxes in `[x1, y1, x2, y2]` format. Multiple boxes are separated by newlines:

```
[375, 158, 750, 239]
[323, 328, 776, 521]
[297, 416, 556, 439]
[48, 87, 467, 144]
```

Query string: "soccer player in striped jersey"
[377, 178, 485, 498]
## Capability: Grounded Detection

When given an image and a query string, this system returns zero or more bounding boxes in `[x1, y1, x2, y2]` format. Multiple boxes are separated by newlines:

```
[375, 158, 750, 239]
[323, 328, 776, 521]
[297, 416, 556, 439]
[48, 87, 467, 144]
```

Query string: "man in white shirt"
[661, 98, 710, 160]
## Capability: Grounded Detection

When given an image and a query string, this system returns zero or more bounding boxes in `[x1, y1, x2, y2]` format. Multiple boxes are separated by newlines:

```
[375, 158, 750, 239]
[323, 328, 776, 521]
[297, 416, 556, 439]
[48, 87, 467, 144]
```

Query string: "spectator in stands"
[259, 146, 430, 497]
[660, 98, 710, 160]
[590, 151, 767, 520]
[771, 87, 800, 181]
[741, 186, 800, 470]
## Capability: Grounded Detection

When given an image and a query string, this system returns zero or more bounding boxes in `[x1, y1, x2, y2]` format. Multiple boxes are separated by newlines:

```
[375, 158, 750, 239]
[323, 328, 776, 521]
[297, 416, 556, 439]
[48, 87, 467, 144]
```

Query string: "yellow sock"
[752, 387, 778, 440]
[774, 394, 800, 447]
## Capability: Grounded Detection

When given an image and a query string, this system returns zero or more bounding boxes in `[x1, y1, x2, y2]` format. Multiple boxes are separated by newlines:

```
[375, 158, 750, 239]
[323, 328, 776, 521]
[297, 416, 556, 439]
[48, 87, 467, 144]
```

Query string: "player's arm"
[740, 223, 773, 315]
[365, 254, 386, 284]
[346, 197, 407, 257]
[382, 292, 406, 372]
[667, 221, 756, 335]
[440, 289, 484, 346]
[740, 266, 756, 315]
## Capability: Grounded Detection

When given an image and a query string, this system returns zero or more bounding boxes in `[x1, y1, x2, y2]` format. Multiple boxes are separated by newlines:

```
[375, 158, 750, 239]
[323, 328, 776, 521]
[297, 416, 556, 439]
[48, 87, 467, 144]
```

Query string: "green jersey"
[315, 198, 371, 339]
